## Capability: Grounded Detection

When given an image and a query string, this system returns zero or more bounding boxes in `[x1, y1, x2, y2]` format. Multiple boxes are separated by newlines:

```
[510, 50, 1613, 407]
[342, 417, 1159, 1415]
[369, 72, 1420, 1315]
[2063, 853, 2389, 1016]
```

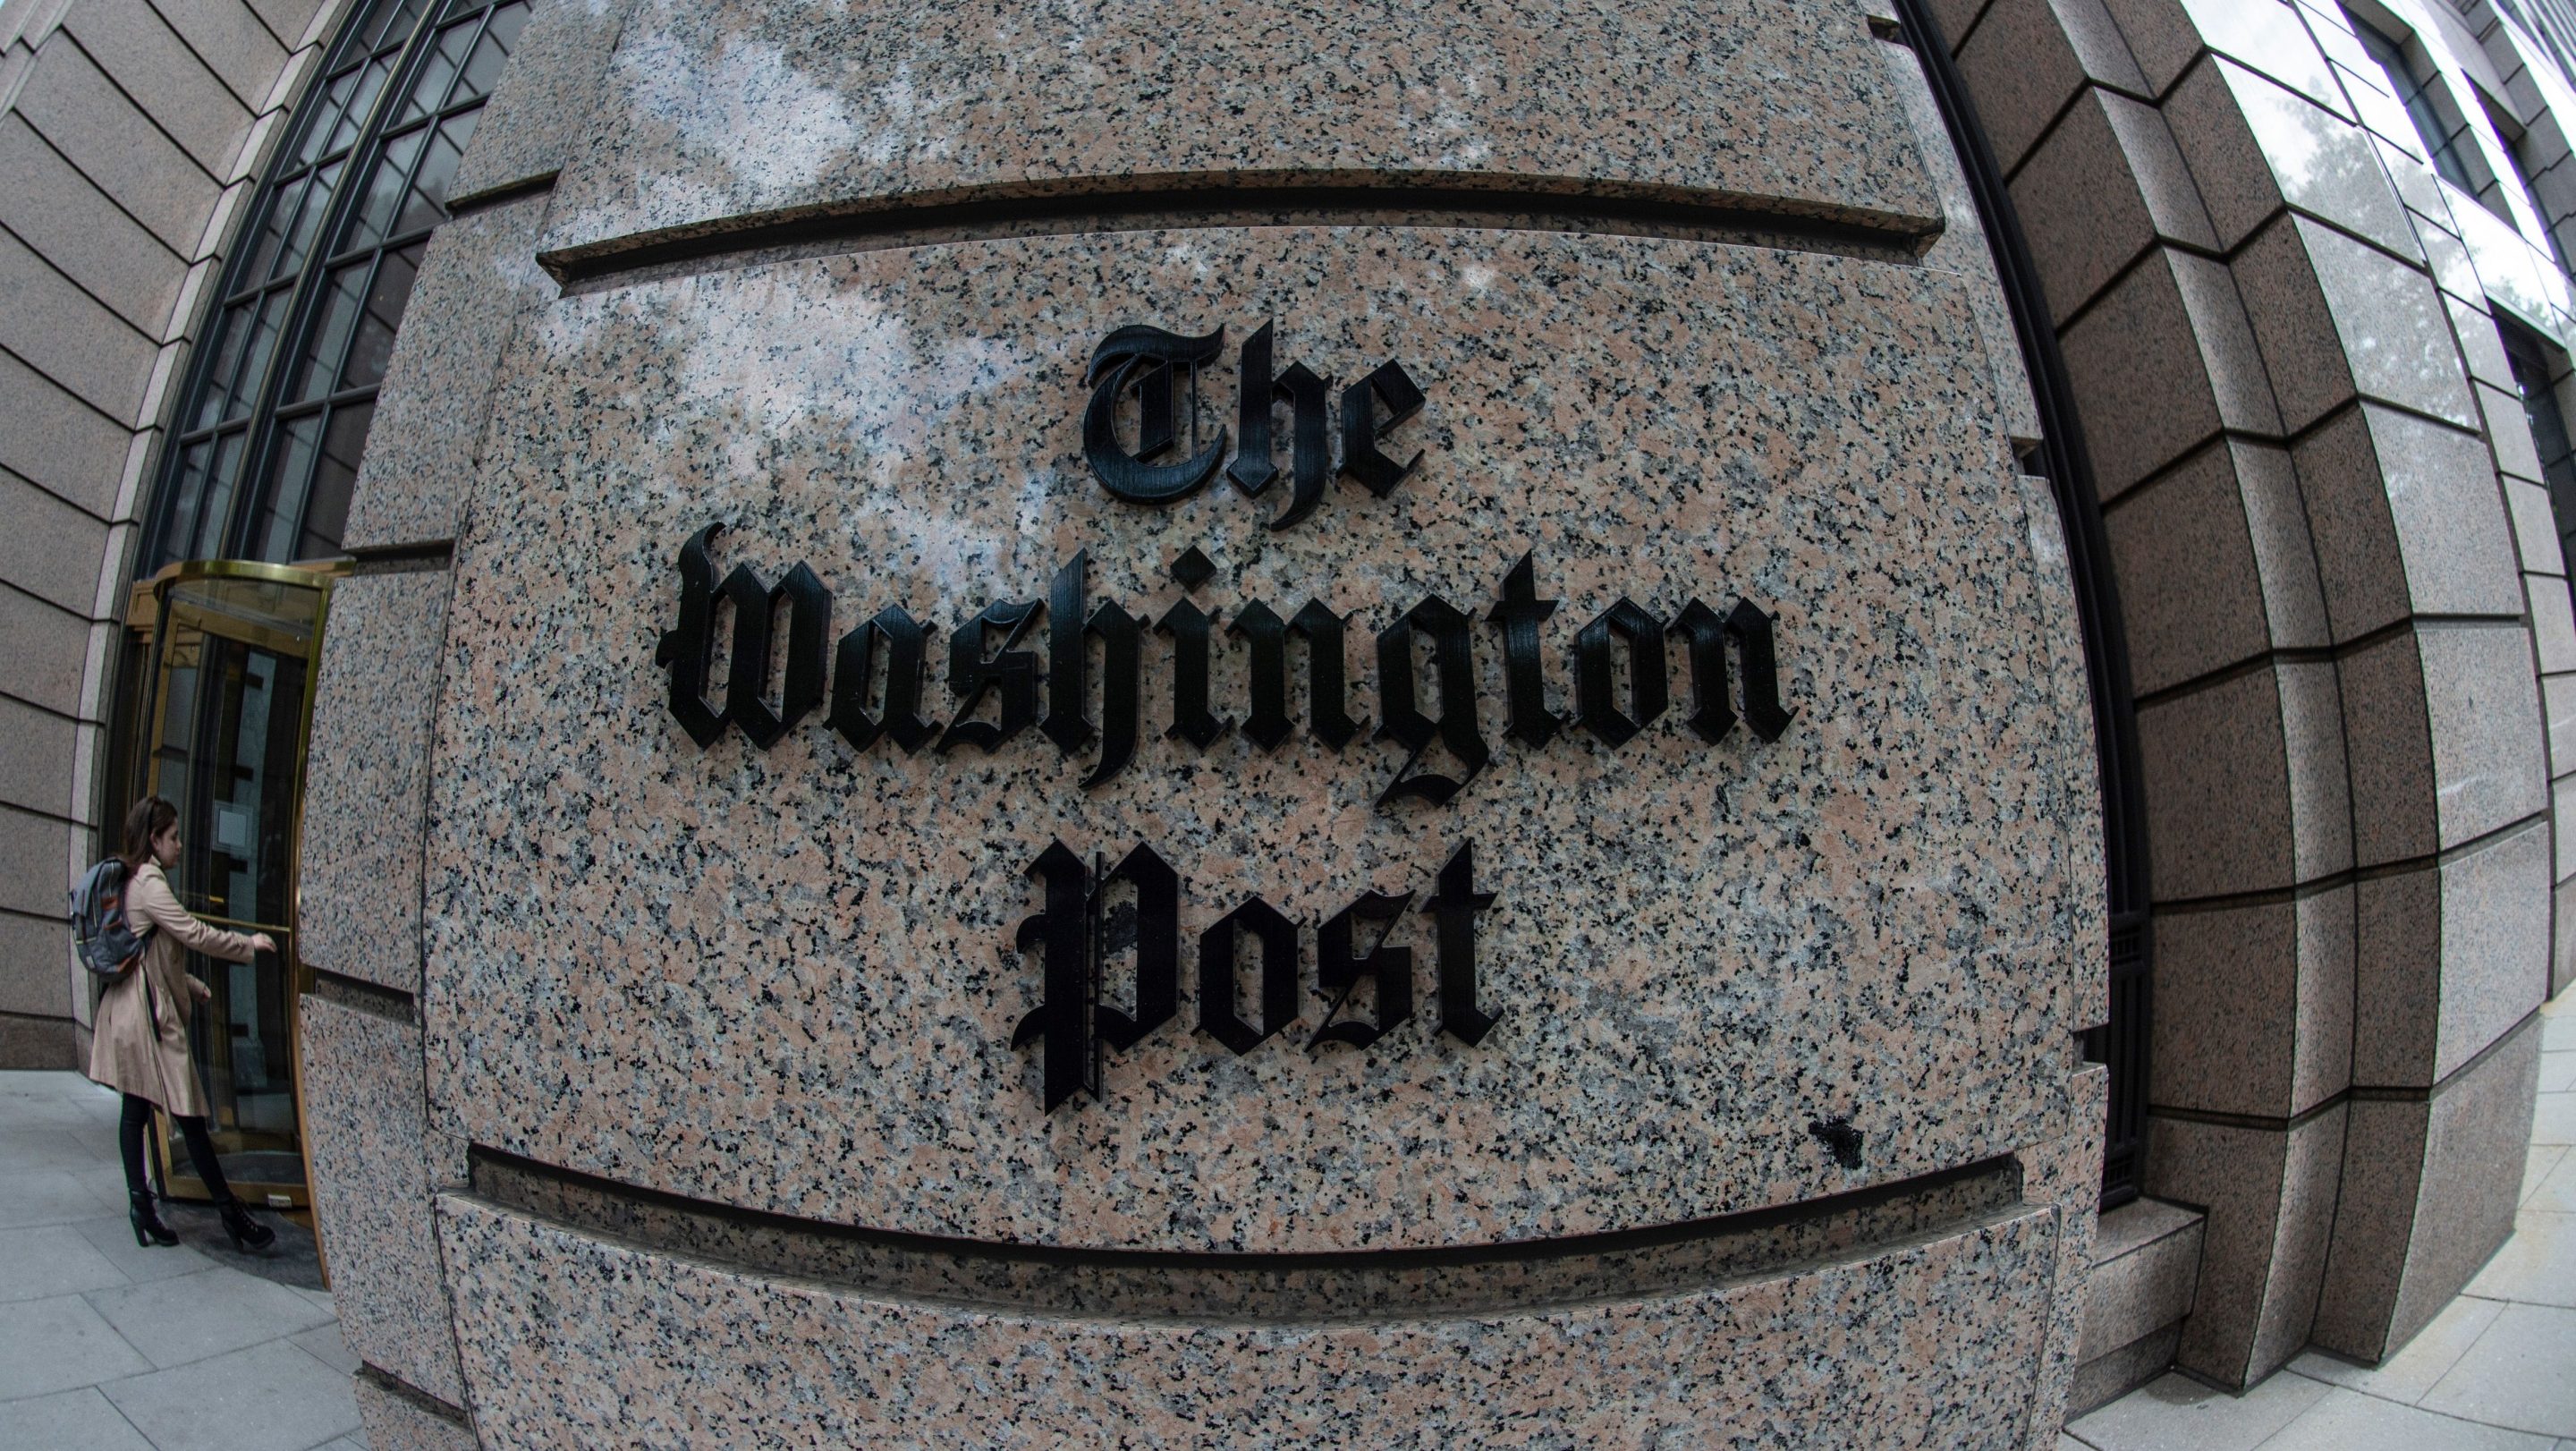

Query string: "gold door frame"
[131, 558, 343, 1213]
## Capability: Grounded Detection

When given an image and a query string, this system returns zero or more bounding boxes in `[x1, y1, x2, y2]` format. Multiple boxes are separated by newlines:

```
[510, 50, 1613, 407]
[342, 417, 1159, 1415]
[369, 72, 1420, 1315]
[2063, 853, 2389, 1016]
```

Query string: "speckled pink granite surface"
[420, 224, 2094, 1252]
[438, 1189, 2064, 1447]
[537, 0, 1944, 265]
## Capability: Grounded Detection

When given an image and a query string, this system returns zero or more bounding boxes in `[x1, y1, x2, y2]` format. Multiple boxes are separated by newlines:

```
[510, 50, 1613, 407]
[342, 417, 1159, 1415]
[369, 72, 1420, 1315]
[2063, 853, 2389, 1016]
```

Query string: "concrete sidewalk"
[0, 1070, 362, 1451]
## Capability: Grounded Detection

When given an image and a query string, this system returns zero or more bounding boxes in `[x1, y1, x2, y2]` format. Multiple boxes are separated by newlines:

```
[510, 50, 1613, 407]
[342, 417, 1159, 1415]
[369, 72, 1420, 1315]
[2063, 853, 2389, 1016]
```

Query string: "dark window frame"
[2352, 12, 2487, 197]
[139, 0, 528, 573]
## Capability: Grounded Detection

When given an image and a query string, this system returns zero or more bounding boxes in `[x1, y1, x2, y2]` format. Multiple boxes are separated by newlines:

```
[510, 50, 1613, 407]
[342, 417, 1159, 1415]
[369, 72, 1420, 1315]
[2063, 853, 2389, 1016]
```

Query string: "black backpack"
[70, 859, 156, 981]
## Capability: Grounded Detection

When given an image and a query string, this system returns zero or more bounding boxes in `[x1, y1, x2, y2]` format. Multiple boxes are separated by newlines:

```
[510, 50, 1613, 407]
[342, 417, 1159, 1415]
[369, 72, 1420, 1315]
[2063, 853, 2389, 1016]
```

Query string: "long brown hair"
[120, 795, 177, 875]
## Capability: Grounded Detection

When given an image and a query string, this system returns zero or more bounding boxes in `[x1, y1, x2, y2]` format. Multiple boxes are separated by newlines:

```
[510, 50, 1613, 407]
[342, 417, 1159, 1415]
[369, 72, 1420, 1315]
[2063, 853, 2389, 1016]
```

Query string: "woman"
[89, 795, 279, 1252]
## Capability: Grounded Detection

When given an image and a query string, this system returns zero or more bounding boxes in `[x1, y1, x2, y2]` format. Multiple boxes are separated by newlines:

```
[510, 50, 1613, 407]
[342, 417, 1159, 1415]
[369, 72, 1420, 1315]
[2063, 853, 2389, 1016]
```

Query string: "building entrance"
[115, 561, 340, 1209]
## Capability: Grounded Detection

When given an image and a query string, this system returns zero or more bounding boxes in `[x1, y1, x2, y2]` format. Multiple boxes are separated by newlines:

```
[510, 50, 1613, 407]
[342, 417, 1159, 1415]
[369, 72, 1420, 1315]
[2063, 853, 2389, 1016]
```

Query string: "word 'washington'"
[657, 526, 1796, 805]
[1012, 837, 1500, 1111]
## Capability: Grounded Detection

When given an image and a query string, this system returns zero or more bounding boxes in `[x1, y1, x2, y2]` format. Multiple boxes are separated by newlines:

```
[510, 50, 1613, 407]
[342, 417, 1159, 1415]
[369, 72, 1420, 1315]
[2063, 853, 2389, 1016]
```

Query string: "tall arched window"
[140, 0, 529, 571]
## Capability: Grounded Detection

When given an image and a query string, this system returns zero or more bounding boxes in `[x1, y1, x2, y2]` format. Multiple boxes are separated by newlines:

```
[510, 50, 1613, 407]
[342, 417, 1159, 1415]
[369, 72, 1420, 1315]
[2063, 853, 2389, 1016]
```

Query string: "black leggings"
[118, 1092, 233, 1202]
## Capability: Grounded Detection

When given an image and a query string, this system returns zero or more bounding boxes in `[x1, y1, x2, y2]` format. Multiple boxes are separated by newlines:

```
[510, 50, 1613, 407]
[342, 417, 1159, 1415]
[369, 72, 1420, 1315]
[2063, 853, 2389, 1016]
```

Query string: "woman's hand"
[250, 933, 277, 955]
[188, 977, 213, 1003]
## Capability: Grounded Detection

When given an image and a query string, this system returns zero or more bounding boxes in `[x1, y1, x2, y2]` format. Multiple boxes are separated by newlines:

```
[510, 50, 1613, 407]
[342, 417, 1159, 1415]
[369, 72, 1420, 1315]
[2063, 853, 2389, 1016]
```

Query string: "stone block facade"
[1, 0, 2566, 1438]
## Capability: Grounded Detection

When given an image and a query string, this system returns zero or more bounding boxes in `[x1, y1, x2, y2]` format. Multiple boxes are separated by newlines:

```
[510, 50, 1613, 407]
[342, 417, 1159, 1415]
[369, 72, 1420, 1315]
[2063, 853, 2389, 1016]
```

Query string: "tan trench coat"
[86, 861, 257, 1119]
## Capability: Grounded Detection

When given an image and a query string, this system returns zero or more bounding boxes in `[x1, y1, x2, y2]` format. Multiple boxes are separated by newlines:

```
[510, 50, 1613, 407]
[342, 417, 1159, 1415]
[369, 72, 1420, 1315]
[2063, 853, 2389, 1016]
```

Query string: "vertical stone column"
[1931, 0, 2557, 1391]
[293, 1, 623, 1438]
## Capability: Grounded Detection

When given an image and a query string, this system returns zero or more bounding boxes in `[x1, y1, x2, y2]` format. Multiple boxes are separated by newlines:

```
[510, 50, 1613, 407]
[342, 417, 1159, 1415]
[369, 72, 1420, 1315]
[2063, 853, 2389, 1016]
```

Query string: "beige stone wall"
[0, 0, 347, 1065]
[1929, 0, 2564, 1394]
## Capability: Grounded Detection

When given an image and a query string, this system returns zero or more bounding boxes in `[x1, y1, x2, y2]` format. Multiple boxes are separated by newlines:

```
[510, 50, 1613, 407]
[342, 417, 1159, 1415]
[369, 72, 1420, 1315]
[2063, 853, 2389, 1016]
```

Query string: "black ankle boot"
[216, 1198, 275, 1252]
[129, 1192, 177, 1247]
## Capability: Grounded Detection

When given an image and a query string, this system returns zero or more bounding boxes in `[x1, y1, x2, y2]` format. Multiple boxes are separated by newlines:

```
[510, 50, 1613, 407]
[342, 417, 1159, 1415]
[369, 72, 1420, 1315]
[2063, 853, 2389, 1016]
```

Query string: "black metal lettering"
[1080, 603, 1145, 789]
[712, 558, 830, 751]
[1572, 598, 1666, 750]
[1313, 889, 1414, 1050]
[1157, 598, 1230, 750]
[1338, 360, 1426, 498]
[1289, 599, 1364, 750]
[826, 604, 938, 753]
[1423, 841, 1499, 1046]
[1010, 842, 1095, 1112]
[1488, 551, 1561, 749]
[1376, 596, 1487, 806]
[654, 524, 727, 749]
[1092, 843, 1180, 1051]
[939, 600, 1040, 753]
[1669, 598, 1795, 743]
[1229, 600, 1293, 751]
[1083, 325, 1227, 505]
[1726, 599, 1797, 742]
[1198, 895, 1299, 1055]
[1228, 321, 1335, 531]
[1040, 551, 1094, 756]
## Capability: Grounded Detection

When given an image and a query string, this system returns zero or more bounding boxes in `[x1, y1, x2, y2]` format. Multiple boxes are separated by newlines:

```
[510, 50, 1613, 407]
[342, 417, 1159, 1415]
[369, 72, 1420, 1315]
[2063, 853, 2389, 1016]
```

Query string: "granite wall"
[286, 0, 2576, 1438]
[293, 0, 2123, 1442]
[1928, 0, 2561, 1394]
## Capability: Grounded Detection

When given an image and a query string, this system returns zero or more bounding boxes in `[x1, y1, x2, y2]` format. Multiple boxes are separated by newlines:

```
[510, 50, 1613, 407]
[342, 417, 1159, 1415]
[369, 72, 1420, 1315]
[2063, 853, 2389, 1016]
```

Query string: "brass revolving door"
[118, 561, 338, 1210]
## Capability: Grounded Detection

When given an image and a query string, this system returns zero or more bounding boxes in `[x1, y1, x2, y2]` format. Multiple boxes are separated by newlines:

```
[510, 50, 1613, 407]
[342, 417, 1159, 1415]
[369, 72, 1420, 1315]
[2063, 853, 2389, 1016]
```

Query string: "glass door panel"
[141, 565, 334, 1208]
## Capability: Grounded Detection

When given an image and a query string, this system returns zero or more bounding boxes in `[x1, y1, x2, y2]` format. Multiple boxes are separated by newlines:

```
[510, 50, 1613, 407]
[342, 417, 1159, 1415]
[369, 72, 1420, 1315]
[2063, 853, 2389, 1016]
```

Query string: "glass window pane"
[364, 0, 430, 51]
[394, 115, 474, 235]
[344, 125, 427, 250]
[241, 176, 300, 284]
[298, 402, 373, 560]
[273, 159, 345, 279]
[400, 20, 480, 123]
[159, 439, 216, 564]
[228, 289, 294, 420]
[294, 262, 370, 403]
[298, 70, 360, 165]
[2351, 17, 2474, 190]
[340, 242, 422, 391]
[193, 304, 253, 430]
[251, 414, 323, 562]
[147, 0, 523, 570]
[460, 4, 528, 97]
[191, 431, 249, 561]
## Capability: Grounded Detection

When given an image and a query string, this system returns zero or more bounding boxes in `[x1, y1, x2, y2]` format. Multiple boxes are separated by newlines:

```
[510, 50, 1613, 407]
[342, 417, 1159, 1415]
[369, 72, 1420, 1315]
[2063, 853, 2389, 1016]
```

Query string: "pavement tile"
[0, 1223, 130, 1303]
[2289, 1292, 2506, 1404]
[2543, 1053, 2576, 1093]
[2530, 1147, 2572, 1208]
[0, 1386, 154, 1449]
[2546, 1011, 2576, 1051]
[2465, 1212, 2576, 1307]
[2532, 1154, 2576, 1216]
[2066, 1369, 2331, 1450]
[2419, 1302, 2576, 1437]
[292, 1319, 362, 1375]
[0, 1124, 116, 1171]
[87, 1261, 340, 1369]
[0, 1293, 153, 1398]
[99, 1338, 362, 1451]
[70, 1214, 219, 1284]
[2256, 1386, 2555, 1448]
[2538, 1093, 2576, 1148]
[0, 1169, 121, 1228]
[65, 1159, 133, 1214]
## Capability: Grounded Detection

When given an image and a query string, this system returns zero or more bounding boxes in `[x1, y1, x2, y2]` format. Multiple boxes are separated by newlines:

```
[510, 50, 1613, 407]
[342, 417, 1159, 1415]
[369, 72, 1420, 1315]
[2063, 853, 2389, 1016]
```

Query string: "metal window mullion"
[140, 6, 411, 569]
[219, 0, 451, 562]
